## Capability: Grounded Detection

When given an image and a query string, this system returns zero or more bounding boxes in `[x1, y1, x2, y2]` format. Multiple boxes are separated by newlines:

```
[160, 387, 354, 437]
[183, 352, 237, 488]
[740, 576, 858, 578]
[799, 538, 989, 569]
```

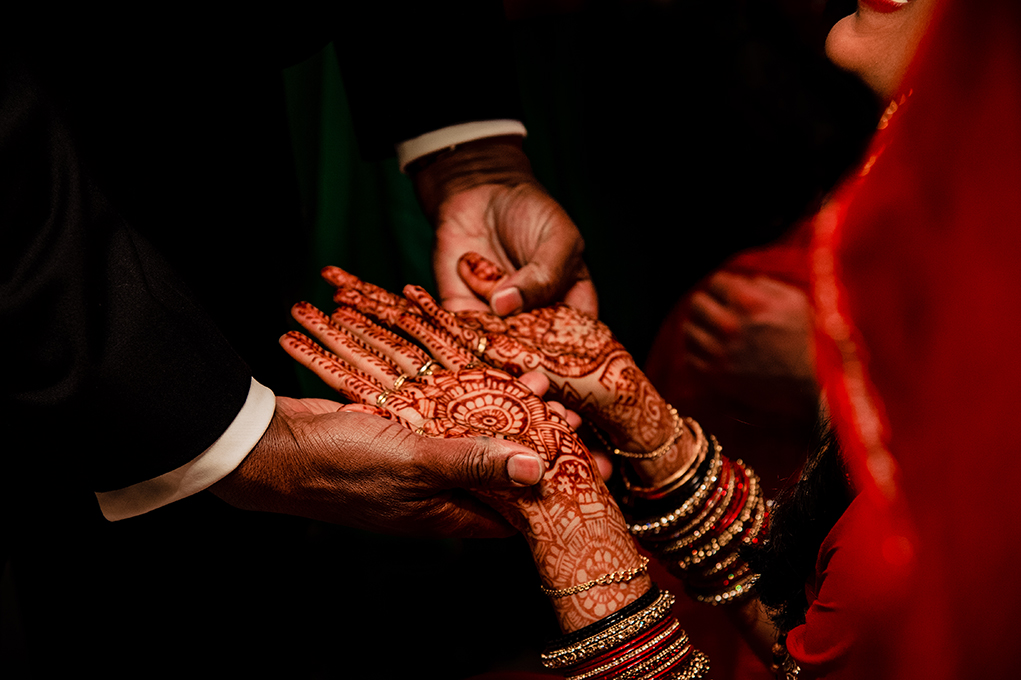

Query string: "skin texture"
[283, 297, 649, 632]
[323, 262, 700, 488]
[411, 135, 598, 317]
[209, 395, 544, 538]
[825, 0, 937, 101]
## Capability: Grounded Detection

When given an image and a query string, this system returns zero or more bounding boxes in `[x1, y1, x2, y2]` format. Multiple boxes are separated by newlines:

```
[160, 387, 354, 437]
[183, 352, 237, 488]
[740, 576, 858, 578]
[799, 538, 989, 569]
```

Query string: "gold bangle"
[564, 621, 686, 680]
[541, 590, 676, 669]
[689, 571, 760, 606]
[541, 556, 650, 599]
[626, 443, 723, 537]
[665, 649, 711, 680]
[622, 419, 708, 495]
[592, 406, 684, 460]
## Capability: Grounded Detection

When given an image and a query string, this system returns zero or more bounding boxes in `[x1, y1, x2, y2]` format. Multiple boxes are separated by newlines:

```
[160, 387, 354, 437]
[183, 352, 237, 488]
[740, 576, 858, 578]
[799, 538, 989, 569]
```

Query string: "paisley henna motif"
[282, 299, 650, 632]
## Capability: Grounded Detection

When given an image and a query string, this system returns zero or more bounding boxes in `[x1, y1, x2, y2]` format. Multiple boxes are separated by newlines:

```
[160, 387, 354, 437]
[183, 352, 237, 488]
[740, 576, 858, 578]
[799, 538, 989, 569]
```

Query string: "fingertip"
[564, 280, 599, 318]
[592, 450, 614, 482]
[507, 453, 545, 486]
[491, 286, 524, 316]
[517, 370, 550, 396]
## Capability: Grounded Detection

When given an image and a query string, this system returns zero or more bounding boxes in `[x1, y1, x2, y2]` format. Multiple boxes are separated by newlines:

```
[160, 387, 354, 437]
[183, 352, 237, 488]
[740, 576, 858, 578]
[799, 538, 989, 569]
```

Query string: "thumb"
[491, 221, 586, 316]
[420, 436, 546, 489]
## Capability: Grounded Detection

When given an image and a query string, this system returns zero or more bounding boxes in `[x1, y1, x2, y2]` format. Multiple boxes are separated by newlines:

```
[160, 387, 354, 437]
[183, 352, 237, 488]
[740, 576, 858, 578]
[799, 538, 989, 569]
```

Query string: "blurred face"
[825, 0, 938, 100]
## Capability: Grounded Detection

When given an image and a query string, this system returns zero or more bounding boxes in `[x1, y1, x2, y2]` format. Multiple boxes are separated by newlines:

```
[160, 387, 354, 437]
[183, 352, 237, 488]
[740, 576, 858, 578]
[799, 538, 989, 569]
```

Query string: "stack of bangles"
[618, 417, 768, 605]
[540, 586, 710, 679]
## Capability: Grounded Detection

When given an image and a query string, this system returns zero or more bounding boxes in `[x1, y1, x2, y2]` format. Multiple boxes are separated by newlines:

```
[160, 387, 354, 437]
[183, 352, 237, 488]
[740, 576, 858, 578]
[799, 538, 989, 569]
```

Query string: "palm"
[323, 265, 672, 452]
[282, 293, 647, 631]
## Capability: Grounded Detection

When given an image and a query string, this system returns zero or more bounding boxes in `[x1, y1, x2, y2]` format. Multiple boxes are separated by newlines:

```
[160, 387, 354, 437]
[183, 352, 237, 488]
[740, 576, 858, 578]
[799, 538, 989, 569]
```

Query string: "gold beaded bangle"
[541, 556, 651, 599]
[592, 406, 685, 460]
[541, 590, 677, 669]
[689, 572, 760, 606]
[669, 474, 764, 571]
[564, 622, 687, 680]
[653, 468, 737, 554]
[665, 649, 711, 680]
[615, 637, 693, 680]
[626, 445, 723, 537]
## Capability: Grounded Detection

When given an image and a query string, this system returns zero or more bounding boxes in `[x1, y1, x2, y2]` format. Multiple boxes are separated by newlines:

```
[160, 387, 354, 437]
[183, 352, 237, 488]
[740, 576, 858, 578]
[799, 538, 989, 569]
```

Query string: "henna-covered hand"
[322, 260, 697, 488]
[283, 300, 649, 632]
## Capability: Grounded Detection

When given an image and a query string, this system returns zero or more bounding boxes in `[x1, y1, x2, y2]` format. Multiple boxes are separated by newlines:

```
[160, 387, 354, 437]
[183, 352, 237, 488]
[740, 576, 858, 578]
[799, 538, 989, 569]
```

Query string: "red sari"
[802, 0, 1021, 677]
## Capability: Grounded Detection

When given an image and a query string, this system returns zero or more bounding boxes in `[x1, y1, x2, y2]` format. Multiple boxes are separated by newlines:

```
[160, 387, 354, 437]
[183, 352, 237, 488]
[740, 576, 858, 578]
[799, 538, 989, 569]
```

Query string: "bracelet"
[689, 571, 760, 606]
[651, 465, 737, 552]
[564, 622, 688, 680]
[544, 586, 660, 651]
[621, 418, 708, 495]
[656, 460, 748, 556]
[665, 649, 711, 680]
[541, 589, 675, 669]
[592, 406, 685, 460]
[541, 556, 650, 599]
[625, 444, 723, 537]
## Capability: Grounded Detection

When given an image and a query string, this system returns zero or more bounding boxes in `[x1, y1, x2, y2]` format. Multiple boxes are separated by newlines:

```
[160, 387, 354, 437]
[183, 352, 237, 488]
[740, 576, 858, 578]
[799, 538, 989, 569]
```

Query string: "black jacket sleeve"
[0, 51, 252, 494]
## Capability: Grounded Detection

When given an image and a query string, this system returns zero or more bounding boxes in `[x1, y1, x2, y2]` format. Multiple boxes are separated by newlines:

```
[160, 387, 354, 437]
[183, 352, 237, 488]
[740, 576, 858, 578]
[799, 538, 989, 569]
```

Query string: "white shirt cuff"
[96, 378, 277, 521]
[396, 119, 527, 172]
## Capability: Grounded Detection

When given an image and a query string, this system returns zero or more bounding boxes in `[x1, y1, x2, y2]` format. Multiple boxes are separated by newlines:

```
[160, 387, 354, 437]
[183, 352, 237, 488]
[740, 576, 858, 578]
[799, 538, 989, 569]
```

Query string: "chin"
[824, 14, 891, 100]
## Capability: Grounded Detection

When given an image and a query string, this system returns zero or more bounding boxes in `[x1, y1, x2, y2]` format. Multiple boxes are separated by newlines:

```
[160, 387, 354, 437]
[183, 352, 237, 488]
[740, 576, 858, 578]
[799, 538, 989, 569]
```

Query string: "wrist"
[409, 134, 535, 222]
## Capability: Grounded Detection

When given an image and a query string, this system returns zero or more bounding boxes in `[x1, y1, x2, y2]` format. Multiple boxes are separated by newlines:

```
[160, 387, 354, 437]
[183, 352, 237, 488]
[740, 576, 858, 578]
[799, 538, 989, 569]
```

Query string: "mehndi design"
[321, 263, 696, 489]
[282, 300, 649, 632]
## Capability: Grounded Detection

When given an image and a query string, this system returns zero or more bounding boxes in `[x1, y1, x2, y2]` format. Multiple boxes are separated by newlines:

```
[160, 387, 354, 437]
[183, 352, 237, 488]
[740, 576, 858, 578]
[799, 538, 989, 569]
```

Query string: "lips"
[859, 0, 912, 13]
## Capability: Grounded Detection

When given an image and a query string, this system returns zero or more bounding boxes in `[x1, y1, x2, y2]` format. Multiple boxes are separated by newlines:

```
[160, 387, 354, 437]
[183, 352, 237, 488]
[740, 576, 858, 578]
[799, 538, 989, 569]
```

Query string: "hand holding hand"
[209, 395, 538, 538]
[410, 135, 597, 317]
[283, 297, 649, 632]
[323, 261, 698, 489]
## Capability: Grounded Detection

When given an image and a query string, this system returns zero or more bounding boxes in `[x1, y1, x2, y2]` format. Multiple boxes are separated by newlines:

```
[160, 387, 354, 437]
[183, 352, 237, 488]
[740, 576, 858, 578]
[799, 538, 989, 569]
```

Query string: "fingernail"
[508, 454, 544, 486]
[491, 287, 524, 316]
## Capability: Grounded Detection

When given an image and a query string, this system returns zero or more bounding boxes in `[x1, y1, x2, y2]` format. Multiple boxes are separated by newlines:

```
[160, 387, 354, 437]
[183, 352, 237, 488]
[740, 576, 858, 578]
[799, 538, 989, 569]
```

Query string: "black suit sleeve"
[0, 52, 252, 494]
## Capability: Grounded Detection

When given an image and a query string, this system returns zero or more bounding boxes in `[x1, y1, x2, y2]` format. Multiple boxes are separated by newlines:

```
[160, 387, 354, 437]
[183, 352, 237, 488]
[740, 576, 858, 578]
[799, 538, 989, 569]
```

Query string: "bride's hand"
[323, 261, 697, 487]
[282, 301, 649, 631]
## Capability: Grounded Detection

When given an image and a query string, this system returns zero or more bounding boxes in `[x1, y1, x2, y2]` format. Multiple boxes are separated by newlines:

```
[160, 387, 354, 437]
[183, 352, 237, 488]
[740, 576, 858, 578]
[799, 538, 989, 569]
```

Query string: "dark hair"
[745, 420, 854, 634]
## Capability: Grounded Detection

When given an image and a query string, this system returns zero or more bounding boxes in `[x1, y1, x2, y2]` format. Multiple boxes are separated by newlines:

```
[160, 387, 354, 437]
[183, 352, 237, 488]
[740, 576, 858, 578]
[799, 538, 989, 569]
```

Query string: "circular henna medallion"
[447, 392, 530, 436]
[562, 529, 638, 620]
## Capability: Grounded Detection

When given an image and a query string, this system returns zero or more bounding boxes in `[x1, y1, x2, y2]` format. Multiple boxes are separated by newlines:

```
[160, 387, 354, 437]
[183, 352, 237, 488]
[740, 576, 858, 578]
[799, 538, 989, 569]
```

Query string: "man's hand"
[209, 397, 545, 538]
[410, 135, 597, 317]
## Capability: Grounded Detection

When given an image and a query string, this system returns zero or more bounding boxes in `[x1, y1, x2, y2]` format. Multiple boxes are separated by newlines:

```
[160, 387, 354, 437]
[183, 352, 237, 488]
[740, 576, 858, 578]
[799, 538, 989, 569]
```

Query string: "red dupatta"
[810, 0, 1021, 676]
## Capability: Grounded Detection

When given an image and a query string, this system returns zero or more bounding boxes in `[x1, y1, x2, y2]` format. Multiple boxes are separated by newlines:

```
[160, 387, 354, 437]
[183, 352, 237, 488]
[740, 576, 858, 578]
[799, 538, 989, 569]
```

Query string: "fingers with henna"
[280, 331, 387, 406]
[291, 302, 404, 386]
[330, 306, 432, 377]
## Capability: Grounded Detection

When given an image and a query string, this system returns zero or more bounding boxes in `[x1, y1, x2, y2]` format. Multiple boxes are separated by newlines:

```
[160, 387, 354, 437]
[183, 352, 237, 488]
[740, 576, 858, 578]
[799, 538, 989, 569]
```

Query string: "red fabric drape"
[810, 0, 1021, 677]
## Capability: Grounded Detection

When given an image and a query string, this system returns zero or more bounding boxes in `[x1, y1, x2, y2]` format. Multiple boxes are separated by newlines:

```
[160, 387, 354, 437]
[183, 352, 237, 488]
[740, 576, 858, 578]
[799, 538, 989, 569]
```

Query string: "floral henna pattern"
[282, 300, 649, 632]
[321, 265, 697, 485]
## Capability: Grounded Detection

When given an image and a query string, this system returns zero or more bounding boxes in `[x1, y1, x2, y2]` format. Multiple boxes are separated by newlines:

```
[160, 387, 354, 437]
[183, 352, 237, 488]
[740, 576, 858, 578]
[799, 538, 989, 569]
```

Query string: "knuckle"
[455, 437, 496, 487]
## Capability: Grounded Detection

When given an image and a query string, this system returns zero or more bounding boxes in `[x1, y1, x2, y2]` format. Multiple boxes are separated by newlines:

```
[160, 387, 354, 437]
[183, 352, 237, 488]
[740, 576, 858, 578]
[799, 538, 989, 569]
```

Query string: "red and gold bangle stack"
[620, 425, 768, 606]
[540, 587, 710, 679]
